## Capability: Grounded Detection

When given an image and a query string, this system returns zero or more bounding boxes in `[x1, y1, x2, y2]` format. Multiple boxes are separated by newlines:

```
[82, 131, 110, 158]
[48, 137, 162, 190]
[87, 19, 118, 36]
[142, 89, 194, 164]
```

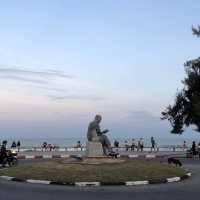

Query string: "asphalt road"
[0, 159, 199, 200]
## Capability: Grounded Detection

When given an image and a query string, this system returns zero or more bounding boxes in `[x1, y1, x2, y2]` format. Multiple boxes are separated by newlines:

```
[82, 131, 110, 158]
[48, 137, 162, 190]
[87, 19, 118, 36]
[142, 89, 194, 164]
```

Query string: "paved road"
[0, 159, 199, 200]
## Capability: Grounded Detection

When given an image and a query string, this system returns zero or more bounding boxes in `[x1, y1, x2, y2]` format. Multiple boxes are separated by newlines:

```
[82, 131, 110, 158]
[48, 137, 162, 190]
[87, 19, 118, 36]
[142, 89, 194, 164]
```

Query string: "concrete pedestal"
[85, 141, 103, 157]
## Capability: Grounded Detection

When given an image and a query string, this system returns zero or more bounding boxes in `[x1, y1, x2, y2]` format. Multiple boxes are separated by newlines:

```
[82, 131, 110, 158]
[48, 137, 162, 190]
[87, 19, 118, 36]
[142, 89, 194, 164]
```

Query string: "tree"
[161, 26, 200, 134]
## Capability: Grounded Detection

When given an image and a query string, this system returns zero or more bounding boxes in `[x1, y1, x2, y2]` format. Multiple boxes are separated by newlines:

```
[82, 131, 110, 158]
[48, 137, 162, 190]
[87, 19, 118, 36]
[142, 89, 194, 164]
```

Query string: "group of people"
[41, 142, 58, 151]
[0, 140, 21, 152]
[114, 137, 157, 152]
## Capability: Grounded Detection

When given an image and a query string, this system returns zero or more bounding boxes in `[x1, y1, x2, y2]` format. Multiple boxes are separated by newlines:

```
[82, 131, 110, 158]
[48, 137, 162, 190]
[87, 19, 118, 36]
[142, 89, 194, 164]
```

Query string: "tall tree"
[161, 26, 200, 134]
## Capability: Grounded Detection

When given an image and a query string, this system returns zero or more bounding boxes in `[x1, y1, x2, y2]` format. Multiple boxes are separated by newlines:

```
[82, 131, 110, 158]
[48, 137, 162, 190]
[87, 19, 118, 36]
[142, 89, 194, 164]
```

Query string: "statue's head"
[95, 114, 102, 123]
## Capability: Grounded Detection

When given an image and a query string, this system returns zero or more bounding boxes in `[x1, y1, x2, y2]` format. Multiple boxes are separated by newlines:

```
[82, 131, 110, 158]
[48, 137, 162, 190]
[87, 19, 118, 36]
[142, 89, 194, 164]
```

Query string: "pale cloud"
[48, 95, 104, 101]
[0, 75, 49, 84]
[0, 67, 73, 79]
[127, 110, 159, 122]
[0, 66, 106, 103]
[0, 66, 73, 87]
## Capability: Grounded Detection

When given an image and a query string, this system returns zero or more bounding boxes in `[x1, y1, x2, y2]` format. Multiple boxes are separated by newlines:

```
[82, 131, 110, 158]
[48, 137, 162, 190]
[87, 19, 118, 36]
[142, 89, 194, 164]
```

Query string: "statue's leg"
[99, 135, 111, 155]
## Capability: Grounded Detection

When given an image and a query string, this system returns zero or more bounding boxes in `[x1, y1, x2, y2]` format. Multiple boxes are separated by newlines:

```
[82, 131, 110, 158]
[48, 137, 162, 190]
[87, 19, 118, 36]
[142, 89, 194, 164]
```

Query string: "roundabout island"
[0, 157, 188, 186]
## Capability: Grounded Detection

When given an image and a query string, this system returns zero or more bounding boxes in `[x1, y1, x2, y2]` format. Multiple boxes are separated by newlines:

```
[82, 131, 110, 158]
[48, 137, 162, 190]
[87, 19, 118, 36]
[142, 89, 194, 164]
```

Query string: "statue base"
[85, 141, 104, 157]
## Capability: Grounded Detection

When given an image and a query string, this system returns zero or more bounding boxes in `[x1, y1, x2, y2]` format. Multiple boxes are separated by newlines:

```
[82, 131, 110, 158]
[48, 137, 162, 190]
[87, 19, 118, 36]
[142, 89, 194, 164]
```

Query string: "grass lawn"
[0, 159, 186, 184]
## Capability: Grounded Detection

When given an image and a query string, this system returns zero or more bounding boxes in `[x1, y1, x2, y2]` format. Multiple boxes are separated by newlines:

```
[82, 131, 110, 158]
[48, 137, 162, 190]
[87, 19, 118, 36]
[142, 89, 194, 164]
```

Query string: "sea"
[1, 137, 200, 148]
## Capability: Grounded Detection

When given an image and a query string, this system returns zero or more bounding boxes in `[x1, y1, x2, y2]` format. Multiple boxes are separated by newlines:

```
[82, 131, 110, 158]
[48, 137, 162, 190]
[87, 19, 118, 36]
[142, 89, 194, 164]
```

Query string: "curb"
[16, 154, 173, 160]
[0, 172, 191, 187]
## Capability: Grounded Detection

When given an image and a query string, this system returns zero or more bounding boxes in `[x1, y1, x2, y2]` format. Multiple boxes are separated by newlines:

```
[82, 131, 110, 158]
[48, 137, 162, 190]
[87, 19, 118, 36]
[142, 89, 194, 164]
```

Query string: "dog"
[168, 157, 182, 167]
[109, 151, 119, 158]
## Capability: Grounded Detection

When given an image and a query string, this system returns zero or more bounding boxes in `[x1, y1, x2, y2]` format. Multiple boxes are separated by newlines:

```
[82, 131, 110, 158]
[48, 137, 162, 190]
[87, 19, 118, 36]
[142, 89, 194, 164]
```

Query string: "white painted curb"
[146, 155, 156, 158]
[75, 182, 100, 186]
[128, 155, 139, 158]
[126, 181, 149, 186]
[167, 177, 181, 183]
[0, 176, 14, 181]
[26, 179, 51, 184]
[61, 155, 70, 158]
[25, 155, 35, 159]
[186, 172, 192, 177]
[43, 155, 53, 159]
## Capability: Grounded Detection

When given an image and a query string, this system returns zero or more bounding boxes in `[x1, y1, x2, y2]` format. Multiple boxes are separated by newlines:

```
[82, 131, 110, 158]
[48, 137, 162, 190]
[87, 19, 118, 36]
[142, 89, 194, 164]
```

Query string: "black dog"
[109, 151, 119, 158]
[168, 157, 182, 167]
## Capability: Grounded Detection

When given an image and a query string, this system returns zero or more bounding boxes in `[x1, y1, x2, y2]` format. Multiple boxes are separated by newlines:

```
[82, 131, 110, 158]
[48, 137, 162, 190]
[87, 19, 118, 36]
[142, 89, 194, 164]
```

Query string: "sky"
[0, 0, 200, 139]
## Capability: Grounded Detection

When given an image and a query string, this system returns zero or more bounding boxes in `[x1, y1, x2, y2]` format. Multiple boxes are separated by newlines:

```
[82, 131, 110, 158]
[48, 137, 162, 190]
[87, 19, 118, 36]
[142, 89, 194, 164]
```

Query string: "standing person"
[151, 137, 156, 152]
[76, 141, 82, 148]
[183, 141, 187, 151]
[140, 138, 144, 152]
[191, 141, 196, 156]
[131, 139, 135, 151]
[42, 142, 47, 152]
[0, 140, 7, 167]
[137, 140, 141, 151]
[11, 141, 17, 149]
[17, 141, 21, 152]
[114, 140, 119, 148]
[124, 140, 129, 151]
[198, 142, 200, 158]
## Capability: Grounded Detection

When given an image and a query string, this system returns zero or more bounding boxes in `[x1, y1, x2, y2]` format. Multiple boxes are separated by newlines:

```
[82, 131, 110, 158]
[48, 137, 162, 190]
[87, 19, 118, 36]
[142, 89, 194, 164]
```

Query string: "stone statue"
[87, 115, 112, 155]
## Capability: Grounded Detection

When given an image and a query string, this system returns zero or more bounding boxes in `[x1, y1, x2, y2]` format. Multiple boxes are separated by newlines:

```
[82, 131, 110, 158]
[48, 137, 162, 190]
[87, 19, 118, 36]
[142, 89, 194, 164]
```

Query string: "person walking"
[183, 141, 187, 151]
[198, 142, 200, 158]
[192, 141, 196, 156]
[151, 137, 156, 152]
[140, 138, 144, 152]
[17, 141, 21, 152]
[137, 140, 141, 151]
[124, 140, 129, 151]
[131, 139, 135, 151]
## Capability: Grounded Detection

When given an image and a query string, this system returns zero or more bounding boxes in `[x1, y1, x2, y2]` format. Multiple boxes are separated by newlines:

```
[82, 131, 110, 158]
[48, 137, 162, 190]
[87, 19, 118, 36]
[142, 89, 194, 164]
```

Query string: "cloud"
[48, 95, 104, 101]
[0, 67, 73, 79]
[0, 66, 74, 86]
[127, 110, 159, 122]
[35, 86, 67, 92]
[0, 75, 49, 84]
[0, 66, 106, 103]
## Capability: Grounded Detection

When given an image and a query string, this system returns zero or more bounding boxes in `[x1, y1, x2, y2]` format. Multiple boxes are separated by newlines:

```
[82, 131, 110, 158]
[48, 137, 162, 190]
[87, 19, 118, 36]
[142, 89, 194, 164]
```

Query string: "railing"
[11, 145, 189, 152]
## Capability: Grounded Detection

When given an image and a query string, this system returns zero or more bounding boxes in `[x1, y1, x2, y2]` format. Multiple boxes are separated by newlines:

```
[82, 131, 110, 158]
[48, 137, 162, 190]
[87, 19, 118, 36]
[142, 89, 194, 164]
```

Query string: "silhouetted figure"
[42, 142, 47, 151]
[76, 141, 82, 148]
[151, 137, 156, 152]
[192, 141, 196, 155]
[198, 142, 200, 158]
[131, 139, 135, 151]
[114, 140, 119, 148]
[17, 141, 21, 152]
[0, 141, 7, 166]
[11, 141, 17, 149]
[124, 140, 129, 151]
